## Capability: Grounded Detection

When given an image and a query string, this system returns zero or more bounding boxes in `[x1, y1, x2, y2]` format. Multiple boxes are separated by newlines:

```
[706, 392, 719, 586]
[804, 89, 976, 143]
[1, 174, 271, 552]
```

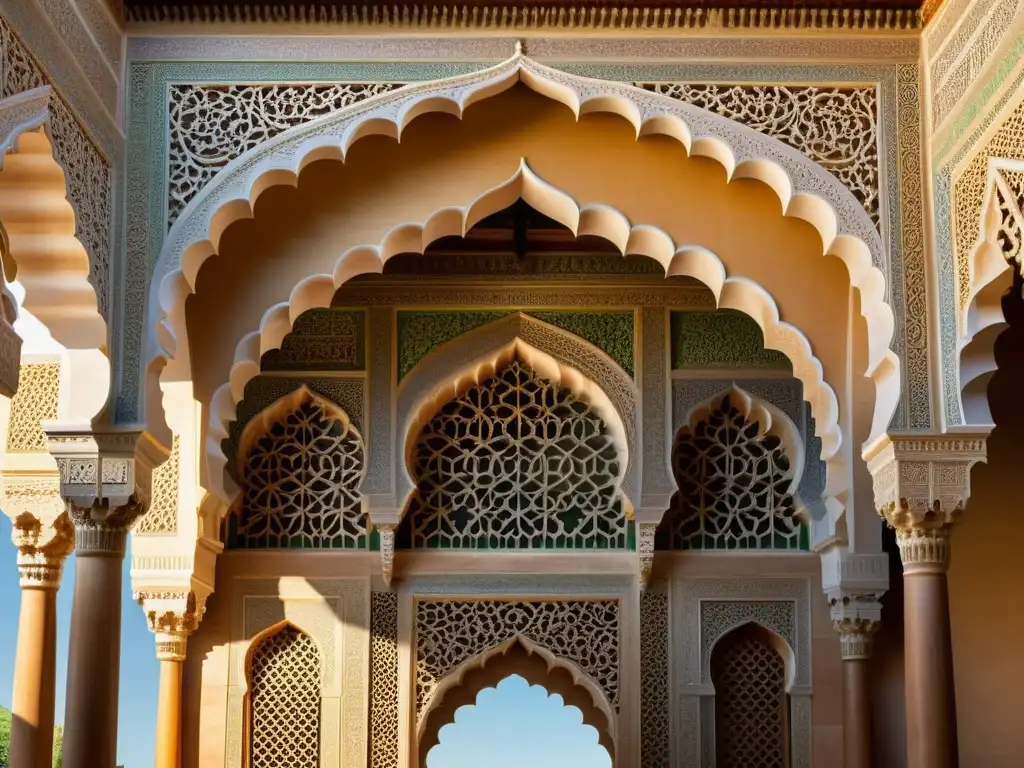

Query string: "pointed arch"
[659, 387, 809, 551]
[0, 86, 106, 351]
[198, 164, 849, 507]
[418, 634, 616, 765]
[226, 386, 367, 549]
[148, 50, 898, 467]
[959, 157, 1023, 424]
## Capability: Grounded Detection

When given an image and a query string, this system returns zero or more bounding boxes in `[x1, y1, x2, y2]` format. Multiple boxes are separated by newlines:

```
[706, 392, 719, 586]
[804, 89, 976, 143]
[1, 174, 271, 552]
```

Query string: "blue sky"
[2, 514, 609, 768]
[0, 514, 159, 767]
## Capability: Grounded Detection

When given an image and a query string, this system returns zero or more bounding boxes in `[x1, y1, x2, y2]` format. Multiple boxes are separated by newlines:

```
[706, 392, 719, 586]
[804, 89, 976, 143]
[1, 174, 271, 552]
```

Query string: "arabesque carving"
[369, 592, 400, 768]
[6, 362, 60, 453]
[136, 435, 179, 534]
[228, 388, 366, 549]
[640, 589, 670, 768]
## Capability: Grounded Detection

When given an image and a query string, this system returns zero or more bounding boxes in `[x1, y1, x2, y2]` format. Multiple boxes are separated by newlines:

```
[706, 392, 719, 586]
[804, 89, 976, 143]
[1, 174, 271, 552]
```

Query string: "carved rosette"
[46, 428, 170, 556]
[135, 589, 208, 662]
[638, 522, 657, 590]
[866, 434, 988, 574]
[11, 511, 74, 589]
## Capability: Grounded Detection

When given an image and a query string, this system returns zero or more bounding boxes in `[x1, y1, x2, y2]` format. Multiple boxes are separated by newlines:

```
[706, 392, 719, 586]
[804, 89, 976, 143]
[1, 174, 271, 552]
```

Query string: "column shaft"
[842, 659, 872, 768]
[904, 571, 957, 768]
[10, 587, 58, 768]
[155, 660, 184, 768]
[62, 553, 124, 768]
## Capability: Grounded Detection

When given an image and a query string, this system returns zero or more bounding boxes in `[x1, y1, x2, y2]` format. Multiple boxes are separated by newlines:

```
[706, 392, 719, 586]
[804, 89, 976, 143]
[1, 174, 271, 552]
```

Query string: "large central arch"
[146, 47, 898, 461]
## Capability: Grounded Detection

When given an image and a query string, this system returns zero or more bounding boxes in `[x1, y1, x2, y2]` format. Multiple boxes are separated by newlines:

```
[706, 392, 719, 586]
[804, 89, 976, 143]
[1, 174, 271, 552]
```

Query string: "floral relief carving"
[167, 82, 401, 225]
[399, 360, 628, 550]
[640, 82, 879, 225]
[136, 435, 179, 534]
[6, 362, 60, 453]
[227, 391, 367, 548]
[415, 599, 619, 720]
[0, 16, 110, 317]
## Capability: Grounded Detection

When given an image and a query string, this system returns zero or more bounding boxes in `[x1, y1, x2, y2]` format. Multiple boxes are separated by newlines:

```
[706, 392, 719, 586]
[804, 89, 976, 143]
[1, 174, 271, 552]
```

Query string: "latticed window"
[227, 392, 367, 548]
[398, 359, 628, 549]
[657, 393, 807, 550]
[711, 624, 789, 768]
[249, 625, 322, 768]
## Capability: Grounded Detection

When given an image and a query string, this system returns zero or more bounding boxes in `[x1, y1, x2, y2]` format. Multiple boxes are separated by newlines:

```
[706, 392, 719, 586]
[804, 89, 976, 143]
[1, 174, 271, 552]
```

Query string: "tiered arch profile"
[149, 47, 899, 482]
[658, 388, 808, 551]
[226, 387, 367, 549]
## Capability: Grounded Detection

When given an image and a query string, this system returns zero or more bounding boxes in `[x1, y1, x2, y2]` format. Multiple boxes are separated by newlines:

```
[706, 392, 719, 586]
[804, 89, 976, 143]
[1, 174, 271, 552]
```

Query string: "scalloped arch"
[418, 634, 616, 762]
[959, 158, 1022, 425]
[149, 48, 898, 445]
[201, 163, 847, 507]
[0, 87, 106, 351]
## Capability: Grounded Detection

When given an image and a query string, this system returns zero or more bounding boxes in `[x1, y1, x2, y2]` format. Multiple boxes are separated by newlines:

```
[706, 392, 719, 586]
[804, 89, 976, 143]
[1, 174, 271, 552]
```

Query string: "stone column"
[833, 617, 880, 768]
[136, 590, 206, 768]
[8, 512, 73, 768]
[867, 433, 988, 768]
[47, 428, 167, 768]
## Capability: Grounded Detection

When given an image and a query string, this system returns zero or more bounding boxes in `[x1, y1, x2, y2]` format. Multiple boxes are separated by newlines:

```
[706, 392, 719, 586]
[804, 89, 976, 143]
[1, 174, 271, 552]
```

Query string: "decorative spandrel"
[658, 394, 806, 551]
[398, 360, 628, 549]
[227, 391, 367, 549]
[249, 625, 322, 768]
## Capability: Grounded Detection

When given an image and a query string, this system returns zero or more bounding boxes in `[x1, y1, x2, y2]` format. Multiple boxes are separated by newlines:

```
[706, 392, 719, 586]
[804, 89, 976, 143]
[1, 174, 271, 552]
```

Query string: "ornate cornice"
[124, 3, 922, 30]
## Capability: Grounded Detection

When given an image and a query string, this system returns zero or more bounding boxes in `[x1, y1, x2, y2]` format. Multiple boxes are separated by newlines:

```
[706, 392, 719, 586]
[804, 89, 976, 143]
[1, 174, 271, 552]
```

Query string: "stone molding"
[135, 588, 208, 661]
[866, 432, 988, 572]
[10, 510, 74, 589]
[46, 427, 170, 556]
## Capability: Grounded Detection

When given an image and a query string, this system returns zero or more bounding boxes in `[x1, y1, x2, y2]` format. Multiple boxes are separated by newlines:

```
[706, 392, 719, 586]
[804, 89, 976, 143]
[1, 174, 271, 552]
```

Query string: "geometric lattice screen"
[249, 625, 322, 768]
[658, 393, 807, 550]
[226, 392, 367, 549]
[398, 359, 628, 549]
[710, 623, 789, 768]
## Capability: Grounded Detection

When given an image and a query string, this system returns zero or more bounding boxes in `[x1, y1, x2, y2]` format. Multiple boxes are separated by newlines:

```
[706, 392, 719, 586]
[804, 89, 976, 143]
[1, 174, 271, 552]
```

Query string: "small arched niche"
[657, 389, 808, 551]
[710, 622, 792, 768]
[397, 355, 629, 550]
[420, 636, 615, 768]
[225, 386, 367, 549]
[244, 622, 324, 768]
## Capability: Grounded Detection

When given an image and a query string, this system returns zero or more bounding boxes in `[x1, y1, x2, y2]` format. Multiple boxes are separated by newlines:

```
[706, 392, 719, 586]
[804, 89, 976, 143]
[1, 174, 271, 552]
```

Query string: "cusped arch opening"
[420, 635, 615, 766]
[398, 342, 631, 550]
[152, 56, 898, 468]
[657, 387, 810, 552]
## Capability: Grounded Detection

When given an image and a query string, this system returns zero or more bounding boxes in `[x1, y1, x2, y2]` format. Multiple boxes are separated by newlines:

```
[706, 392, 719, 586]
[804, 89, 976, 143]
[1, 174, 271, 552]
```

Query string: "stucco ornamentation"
[640, 588, 669, 768]
[10, 510, 74, 589]
[867, 434, 988, 572]
[136, 435, 180, 535]
[369, 592, 399, 768]
[6, 362, 60, 453]
[135, 588, 208, 661]
[0, 17, 111, 322]
[415, 599, 619, 720]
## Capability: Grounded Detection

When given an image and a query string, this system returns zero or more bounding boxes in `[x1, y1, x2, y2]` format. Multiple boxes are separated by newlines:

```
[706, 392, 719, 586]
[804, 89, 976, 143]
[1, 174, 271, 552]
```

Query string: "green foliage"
[397, 310, 635, 379]
[670, 310, 791, 371]
[52, 725, 62, 768]
[0, 705, 11, 768]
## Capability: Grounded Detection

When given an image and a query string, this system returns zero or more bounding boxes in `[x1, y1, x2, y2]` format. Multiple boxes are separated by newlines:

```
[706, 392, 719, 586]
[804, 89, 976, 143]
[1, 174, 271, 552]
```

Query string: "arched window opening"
[658, 392, 807, 550]
[711, 623, 790, 768]
[425, 674, 612, 768]
[226, 389, 366, 549]
[248, 625, 323, 768]
[398, 358, 627, 549]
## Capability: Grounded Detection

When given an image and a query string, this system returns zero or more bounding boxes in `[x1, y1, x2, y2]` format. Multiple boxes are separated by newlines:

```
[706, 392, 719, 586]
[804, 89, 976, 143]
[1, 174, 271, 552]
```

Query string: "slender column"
[896, 525, 958, 768]
[9, 513, 73, 768]
[834, 618, 879, 768]
[61, 502, 142, 768]
[137, 590, 207, 768]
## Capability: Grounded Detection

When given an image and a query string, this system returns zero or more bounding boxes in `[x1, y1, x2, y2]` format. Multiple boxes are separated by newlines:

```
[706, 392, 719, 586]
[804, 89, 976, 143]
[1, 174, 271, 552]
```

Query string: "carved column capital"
[11, 511, 74, 589]
[833, 617, 881, 661]
[135, 589, 208, 662]
[46, 427, 169, 556]
[865, 432, 988, 573]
